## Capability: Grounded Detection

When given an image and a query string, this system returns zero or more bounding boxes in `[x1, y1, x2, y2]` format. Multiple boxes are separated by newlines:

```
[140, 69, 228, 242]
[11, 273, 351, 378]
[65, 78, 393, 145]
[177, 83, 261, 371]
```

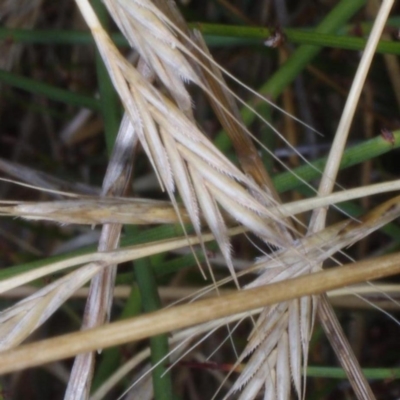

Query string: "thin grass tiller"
[0, 0, 400, 399]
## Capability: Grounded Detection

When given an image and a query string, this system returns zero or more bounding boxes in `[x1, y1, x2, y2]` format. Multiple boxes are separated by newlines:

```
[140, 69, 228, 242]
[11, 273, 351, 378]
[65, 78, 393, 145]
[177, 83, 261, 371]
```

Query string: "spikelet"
[0, 1, 396, 399]
[74, 0, 294, 291]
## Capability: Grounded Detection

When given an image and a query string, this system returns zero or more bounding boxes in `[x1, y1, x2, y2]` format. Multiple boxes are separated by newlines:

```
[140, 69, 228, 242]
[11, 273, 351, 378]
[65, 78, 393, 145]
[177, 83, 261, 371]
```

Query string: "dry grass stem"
[4, 283, 400, 309]
[0, 228, 232, 295]
[305, 2, 395, 397]
[309, 0, 395, 232]
[2, 179, 400, 227]
[1, 250, 400, 376]
[1, 0, 399, 398]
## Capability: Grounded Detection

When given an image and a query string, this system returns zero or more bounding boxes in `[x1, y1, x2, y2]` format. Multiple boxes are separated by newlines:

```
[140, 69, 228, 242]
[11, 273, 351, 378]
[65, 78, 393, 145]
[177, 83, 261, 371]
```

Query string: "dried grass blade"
[2, 251, 400, 376]
[0, 228, 232, 297]
[2, 179, 400, 227]
[318, 295, 376, 400]
[0, 225, 240, 355]
[305, 2, 395, 398]
[0, 158, 99, 195]
[0, 198, 188, 225]
[65, 111, 139, 398]
[0, 263, 102, 350]
[310, 0, 395, 231]
[191, 31, 279, 200]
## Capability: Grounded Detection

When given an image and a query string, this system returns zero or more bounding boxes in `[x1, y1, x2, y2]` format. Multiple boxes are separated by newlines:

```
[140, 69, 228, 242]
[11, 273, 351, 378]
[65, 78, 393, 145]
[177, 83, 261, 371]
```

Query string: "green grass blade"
[134, 257, 173, 400]
[0, 69, 100, 110]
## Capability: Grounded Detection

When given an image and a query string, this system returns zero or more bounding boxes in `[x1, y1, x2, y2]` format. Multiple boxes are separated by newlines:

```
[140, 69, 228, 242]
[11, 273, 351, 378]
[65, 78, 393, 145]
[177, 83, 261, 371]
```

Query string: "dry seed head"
[1, 1, 396, 399]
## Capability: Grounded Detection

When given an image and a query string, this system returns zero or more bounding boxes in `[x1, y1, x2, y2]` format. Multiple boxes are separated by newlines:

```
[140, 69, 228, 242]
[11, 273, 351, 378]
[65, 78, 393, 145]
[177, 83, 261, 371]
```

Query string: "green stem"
[273, 130, 400, 193]
[92, 0, 121, 152]
[307, 366, 400, 379]
[0, 28, 128, 46]
[2, 20, 400, 54]
[250, 0, 365, 171]
[198, 24, 400, 54]
[214, 0, 367, 151]
[134, 257, 173, 400]
[261, 0, 367, 101]
[0, 69, 100, 110]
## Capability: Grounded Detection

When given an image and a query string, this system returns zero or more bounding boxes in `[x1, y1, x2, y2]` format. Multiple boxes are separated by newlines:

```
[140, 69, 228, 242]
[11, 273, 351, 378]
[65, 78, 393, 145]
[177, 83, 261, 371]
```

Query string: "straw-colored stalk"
[0, 0, 398, 399]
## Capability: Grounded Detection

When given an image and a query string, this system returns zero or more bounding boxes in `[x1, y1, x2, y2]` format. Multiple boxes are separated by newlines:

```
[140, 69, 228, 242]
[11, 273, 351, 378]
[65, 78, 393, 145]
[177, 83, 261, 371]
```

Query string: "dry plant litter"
[1, 0, 400, 399]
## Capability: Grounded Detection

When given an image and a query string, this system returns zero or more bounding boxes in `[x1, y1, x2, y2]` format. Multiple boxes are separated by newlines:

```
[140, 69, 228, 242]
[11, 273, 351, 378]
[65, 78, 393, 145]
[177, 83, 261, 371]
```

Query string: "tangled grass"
[1, 0, 400, 399]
